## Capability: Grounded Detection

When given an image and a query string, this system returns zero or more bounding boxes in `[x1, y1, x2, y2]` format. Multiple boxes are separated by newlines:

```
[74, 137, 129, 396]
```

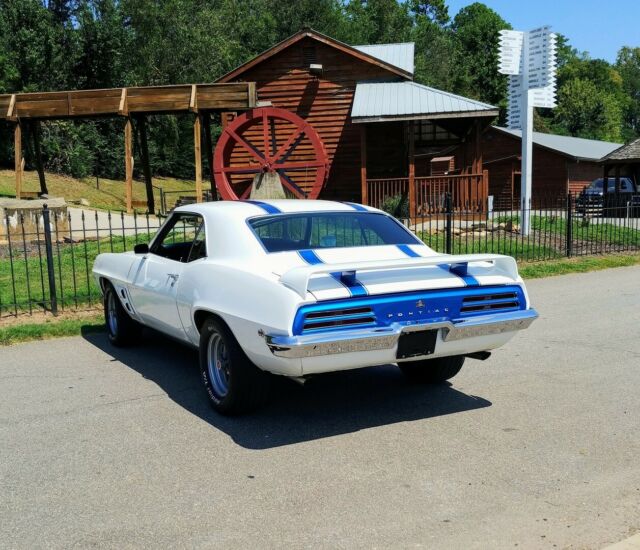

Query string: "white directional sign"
[498, 26, 559, 236]
[498, 30, 524, 75]
[527, 27, 557, 89]
[501, 27, 558, 127]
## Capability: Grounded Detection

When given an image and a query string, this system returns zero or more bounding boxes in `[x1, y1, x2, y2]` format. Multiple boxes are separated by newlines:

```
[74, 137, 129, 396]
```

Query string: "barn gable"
[217, 29, 413, 83]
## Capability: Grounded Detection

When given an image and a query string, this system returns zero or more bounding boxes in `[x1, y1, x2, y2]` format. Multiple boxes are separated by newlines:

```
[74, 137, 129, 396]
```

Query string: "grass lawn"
[0, 312, 103, 345]
[492, 214, 640, 248]
[518, 253, 640, 279]
[0, 233, 153, 315]
[0, 169, 198, 212]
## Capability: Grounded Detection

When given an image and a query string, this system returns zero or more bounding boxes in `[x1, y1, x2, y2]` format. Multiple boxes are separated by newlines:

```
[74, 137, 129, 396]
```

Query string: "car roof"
[175, 199, 382, 219]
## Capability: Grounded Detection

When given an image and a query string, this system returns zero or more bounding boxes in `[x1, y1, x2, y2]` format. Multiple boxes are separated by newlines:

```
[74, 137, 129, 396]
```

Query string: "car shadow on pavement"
[83, 330, 492, 450]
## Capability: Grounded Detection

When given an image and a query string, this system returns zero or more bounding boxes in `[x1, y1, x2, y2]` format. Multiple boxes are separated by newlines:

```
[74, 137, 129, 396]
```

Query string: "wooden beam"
[118, 88, 128, 115]
[124, 118, 133, 213]
[0, 82, 256, 121]
[194, 115, 203, 203]
[247, 82, 257, 108]
[360, 124, 368, 205]
[137, 116, 155, 213]
[189, 84, 197, 112]
[202, 112, 217, 200]
[7, 94, 16, 120]
[14, 122, 22, 199]
[31, 120, 48, 195]
[408, 121, 416, 219]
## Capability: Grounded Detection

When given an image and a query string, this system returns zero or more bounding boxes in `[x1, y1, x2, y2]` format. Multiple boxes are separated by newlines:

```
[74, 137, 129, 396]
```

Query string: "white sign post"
[499, 27, 557, 236]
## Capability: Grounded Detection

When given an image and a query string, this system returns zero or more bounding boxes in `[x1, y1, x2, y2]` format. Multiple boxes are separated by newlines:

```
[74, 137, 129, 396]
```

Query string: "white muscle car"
[93, 199, 538, 414]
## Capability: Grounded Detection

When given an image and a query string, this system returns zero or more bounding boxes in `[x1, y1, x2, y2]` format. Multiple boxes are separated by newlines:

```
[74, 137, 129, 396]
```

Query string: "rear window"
[249, 212, 420, 252]
[591, 178, 634, 192]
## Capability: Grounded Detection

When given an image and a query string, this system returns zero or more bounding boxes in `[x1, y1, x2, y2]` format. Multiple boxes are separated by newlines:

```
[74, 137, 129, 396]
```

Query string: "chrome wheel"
[107, 291, 118, 336]
[207, 332, 230, 397]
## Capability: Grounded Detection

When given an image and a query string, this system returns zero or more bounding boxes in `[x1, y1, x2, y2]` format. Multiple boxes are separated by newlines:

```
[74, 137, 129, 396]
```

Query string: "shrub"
[381, 194, 410, 219]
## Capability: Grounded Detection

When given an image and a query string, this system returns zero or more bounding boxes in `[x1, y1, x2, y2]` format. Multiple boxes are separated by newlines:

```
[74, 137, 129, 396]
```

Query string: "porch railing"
[365, 172, 489, 217]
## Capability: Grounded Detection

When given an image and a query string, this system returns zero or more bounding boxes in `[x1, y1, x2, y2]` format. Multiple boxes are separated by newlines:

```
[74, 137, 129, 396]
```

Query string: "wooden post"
[408, 121, 416, 220]
[31, 120, 48, 196]
[194, 114, 203, 203]
[124, 118, 133, 213]
[137, 116, 155, 213]
[473, 120, 482, 173]
[202, 112, 217, 200]
[360, 124, 368, 205]
[14, 122, 22, 199]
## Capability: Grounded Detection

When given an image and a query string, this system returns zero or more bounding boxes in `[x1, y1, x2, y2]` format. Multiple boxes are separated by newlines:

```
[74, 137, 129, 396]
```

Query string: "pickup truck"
[576, 177, 639, 215]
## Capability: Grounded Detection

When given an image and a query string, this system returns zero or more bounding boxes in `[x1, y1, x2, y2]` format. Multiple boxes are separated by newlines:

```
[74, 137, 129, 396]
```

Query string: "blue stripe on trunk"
[298, 249, 368, 297]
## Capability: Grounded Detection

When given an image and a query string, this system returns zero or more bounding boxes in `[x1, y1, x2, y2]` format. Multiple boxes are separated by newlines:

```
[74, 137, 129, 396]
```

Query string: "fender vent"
[303, 306, 375, 332]
[461, 292, 519, 314]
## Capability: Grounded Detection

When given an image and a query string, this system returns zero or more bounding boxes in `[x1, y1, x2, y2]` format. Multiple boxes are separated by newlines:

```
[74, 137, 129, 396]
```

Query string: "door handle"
[167, 273, 179, 286]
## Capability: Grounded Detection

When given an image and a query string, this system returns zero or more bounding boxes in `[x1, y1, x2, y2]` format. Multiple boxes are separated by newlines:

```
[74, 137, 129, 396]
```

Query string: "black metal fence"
[0, 206, 164, 317]
[410, 193, 640, 260]
[1, 195, 640, 317]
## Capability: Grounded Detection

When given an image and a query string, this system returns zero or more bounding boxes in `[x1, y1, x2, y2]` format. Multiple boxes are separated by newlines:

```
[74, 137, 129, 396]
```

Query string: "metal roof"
[353, 43, 415, 75]
[602, 138, 640, 162]
[494, 127, 622, 161]
[351, 81, 498, 122]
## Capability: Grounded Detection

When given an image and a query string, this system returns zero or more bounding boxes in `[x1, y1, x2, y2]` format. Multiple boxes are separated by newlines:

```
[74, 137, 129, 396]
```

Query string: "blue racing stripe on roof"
[396, 244, 421, 258]
[243, 200, 281, 214]
[343, 202, 368, 212]
[298, 249, 323, 265]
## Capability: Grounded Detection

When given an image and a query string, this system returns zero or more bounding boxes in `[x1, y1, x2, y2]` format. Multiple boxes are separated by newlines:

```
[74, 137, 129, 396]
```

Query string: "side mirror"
[134, 243, 149, 255]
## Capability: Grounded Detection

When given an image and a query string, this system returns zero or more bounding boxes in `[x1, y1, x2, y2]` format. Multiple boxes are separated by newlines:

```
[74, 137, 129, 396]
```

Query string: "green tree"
[264, 0, 348, 42]
[616, 46, 640, 138]
[343, 0, 412, 45]
[554, 78, 623, 142]
[409, 0, 455, 89]
[449, 2, 511, 106]
[73, 0, 132, 89]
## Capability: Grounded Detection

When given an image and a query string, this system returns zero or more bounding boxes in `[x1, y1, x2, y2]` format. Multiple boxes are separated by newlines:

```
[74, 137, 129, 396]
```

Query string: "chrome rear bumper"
[265, 309, 538, 359]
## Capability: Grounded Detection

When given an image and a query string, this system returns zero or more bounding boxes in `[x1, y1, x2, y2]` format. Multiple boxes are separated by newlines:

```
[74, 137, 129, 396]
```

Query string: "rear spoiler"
[279, 253, 518, 298]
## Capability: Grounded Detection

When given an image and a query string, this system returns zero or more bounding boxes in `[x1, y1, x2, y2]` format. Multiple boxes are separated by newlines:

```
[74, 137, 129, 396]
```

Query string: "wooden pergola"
[0, 82, 257, 212]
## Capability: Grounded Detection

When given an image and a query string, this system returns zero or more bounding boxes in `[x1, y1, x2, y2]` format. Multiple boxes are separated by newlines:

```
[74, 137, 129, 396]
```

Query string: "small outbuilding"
[601, 138, 640, 190]
[477, 126, 621, 207]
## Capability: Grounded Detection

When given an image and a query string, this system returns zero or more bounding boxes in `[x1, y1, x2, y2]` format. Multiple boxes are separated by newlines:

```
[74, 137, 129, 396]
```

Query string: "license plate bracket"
[396, 329, 438, 359]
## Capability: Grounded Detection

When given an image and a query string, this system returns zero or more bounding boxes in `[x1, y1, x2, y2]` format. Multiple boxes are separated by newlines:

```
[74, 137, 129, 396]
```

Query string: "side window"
[187, 222, 207, 262]
[151, 213, 205, 263]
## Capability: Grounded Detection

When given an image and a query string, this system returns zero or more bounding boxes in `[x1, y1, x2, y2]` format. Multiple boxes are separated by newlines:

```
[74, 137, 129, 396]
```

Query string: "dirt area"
[0, 307, 102, 327]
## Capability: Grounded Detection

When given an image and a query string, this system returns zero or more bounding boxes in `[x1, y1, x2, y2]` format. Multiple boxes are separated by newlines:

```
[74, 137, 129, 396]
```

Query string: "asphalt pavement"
[1, 266, 640, 549]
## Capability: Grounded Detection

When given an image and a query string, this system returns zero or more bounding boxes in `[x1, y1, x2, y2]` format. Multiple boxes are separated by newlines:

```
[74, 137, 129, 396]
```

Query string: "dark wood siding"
[567, 162, 602, 194]
[227, 37, 403, 201]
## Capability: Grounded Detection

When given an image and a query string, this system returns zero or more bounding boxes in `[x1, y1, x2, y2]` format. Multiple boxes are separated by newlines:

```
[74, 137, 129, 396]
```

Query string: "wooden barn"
[477, 126, 622, 207]
[215, 29, 499, 216]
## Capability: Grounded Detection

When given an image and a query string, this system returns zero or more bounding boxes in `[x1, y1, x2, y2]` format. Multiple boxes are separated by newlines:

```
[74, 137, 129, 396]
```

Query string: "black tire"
[103, 282, 141, 347]
[399, 355, 465, 384]
[199, 317, 270, 415]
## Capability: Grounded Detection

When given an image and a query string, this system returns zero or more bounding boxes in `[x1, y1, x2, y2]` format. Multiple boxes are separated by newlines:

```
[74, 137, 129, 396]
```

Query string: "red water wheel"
[213, 107, 328, 200]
